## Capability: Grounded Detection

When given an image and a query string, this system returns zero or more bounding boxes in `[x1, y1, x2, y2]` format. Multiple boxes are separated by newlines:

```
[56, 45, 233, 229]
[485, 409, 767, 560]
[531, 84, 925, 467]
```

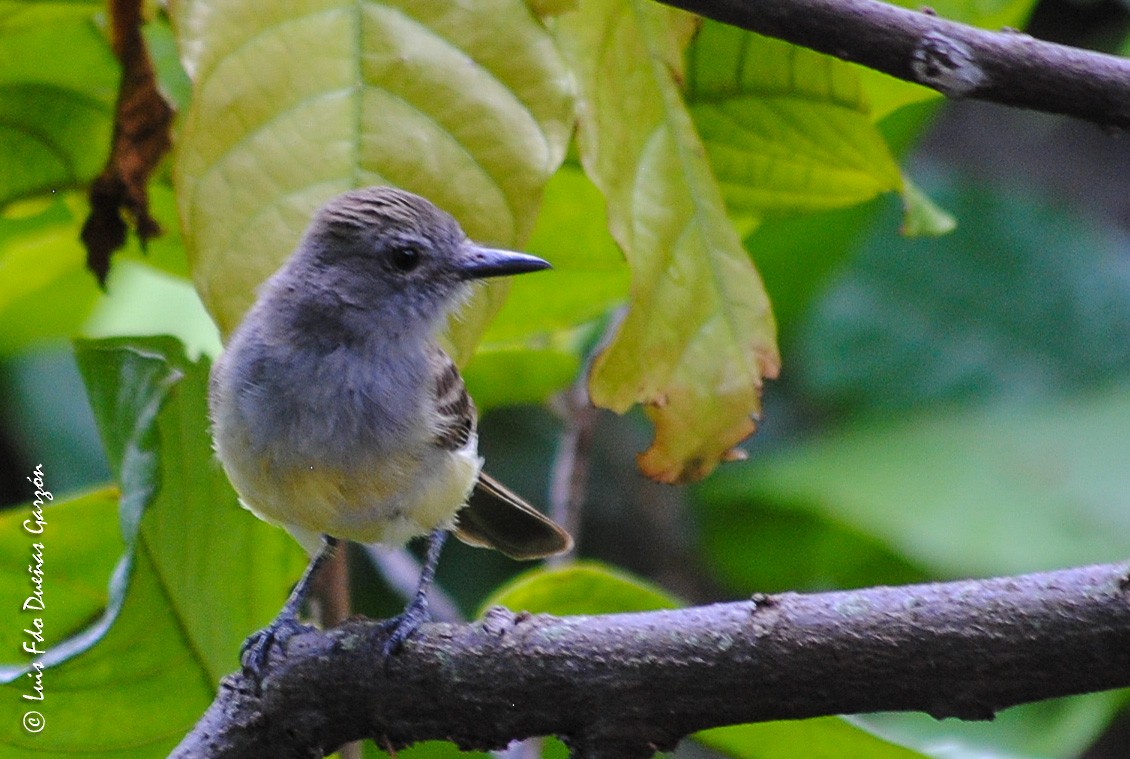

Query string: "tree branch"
[655, 0, 1130, 129]
[548, 376, 597, 559]
[171, 561, 1130, 759]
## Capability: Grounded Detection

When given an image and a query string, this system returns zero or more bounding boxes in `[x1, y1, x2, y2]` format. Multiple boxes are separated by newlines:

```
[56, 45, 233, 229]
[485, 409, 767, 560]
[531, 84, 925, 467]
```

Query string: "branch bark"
[654, 0, 1130, 129]
[171, 560, 1130, 759]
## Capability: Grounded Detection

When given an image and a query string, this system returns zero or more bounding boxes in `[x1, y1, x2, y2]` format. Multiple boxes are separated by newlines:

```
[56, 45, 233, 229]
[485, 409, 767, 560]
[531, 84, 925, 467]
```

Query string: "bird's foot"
[377, 593, 432, 668]
[240, 612, 313, 682]
[376, 528, 446, 672]
[239, 535, 338, 688]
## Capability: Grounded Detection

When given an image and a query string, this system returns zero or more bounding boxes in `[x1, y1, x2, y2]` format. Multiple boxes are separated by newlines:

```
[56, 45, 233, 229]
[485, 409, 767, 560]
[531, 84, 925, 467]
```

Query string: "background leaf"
[482, 561, 680, 615]
[463, 344, 580, 411]
[699, 385, 1130, 580]
[694, 170, 1130, 757]
[687, 23, 903, 216]
[0, 488, 120, 666]
[796, 174, 1130, 411]
[0, 335, 309, 756]
[0, 181, 191, 358]
[173, 0, 575, 342]
[697, 718, 930, 759]
[558, 0, 779, 484]
[0, 533, 213, 758]
[0, 195, 100, 355]
[77, 336, 306, 684]
[482, 164, 630, 345]
[465, 164, 630, 408]
[0, 4, 117, 206]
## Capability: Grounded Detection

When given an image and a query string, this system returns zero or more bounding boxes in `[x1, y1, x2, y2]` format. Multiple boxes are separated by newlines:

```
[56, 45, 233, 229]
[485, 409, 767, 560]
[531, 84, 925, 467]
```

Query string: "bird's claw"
[378, 596, 431, 667]
[240, 613, 312, 683]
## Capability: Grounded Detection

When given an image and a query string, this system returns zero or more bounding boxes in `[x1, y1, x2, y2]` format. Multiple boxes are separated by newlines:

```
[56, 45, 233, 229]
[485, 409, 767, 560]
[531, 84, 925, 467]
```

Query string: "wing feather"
[430, 348, 475, 452]
[428, 347, 573, 559]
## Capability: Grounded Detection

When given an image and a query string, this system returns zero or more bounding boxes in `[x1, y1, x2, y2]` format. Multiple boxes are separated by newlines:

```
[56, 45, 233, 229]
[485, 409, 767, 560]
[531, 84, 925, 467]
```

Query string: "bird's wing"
[428, 347, 572, 559]
[430, 347, 475, 452]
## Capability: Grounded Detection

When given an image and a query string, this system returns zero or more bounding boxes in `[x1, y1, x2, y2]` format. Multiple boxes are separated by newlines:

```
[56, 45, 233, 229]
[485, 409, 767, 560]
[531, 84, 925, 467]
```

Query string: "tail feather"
[452, 472, 573, 560]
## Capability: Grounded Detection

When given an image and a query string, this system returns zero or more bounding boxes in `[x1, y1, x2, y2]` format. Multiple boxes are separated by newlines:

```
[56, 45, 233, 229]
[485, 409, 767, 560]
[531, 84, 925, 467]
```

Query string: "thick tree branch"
[172, 561, 1130, 759]
[655, 0, 1130, 129]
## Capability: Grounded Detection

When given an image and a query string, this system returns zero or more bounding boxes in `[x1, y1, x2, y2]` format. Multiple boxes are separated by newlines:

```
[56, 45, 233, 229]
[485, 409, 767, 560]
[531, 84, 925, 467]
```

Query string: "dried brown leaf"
[81, 0, 174, 285]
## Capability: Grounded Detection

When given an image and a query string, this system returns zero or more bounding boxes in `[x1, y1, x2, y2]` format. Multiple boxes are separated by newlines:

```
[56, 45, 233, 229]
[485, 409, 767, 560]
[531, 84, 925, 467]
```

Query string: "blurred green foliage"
[1, 0, 1128, 757]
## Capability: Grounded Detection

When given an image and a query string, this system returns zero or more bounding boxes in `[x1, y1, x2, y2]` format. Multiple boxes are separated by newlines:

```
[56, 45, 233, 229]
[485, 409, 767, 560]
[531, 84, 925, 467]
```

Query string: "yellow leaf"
[558, 0, 780, 483]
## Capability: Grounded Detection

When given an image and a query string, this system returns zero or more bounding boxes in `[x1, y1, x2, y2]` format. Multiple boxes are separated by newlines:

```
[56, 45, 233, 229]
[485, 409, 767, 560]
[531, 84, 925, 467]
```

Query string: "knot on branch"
[911, 31, 987, 96]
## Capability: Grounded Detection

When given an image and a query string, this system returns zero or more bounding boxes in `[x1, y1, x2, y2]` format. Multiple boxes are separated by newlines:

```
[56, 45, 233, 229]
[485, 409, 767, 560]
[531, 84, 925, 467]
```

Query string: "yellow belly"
[221, 436, 482, 549]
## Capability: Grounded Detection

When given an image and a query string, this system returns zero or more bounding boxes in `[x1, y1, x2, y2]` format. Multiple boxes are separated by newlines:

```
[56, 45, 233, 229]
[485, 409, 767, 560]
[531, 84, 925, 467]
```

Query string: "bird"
[208, 186, 572, 671]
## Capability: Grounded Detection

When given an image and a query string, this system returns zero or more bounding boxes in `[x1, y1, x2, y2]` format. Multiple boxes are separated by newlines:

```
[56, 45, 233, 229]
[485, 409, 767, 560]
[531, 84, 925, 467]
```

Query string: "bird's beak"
[458, 245, 551, 280]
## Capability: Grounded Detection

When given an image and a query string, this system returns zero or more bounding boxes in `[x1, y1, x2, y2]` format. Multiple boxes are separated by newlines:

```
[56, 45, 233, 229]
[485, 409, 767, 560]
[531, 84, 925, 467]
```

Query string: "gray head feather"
[264, 187, 475, 343]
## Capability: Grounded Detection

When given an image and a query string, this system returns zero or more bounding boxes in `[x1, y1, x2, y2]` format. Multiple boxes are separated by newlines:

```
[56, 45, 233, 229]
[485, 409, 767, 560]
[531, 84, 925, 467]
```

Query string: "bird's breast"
[210, 333, 477, 545]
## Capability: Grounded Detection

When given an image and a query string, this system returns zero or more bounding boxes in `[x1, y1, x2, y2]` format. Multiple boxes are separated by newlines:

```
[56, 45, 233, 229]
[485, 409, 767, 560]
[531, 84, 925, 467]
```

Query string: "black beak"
[458, 244, 551, 280]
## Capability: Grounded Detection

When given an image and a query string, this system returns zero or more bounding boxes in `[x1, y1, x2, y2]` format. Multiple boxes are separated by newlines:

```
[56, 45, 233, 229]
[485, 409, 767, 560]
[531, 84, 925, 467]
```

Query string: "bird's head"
[280, 186, 549, 335]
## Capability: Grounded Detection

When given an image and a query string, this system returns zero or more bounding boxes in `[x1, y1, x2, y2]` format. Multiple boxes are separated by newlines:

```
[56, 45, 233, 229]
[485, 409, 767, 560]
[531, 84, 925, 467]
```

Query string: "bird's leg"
[380, 528, 448, 661]
[241, 535, 340, 678]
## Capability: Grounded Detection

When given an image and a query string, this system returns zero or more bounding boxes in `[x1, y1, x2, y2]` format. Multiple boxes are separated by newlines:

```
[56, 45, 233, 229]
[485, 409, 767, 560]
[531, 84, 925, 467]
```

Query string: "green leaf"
[74, 337, 185, 531]
[0, 348, 111, 495]
[707, 174, 1130, 759]
[527, 0, 577, 18]
[0, 181, 191, 356]
[76, 336, 306, 685]
[740, 200, 881, 345]
[361, 740, 490, 759]
[0, 335, 308, 752]
[463, 343, 580, 411]
[75, 337, 185, 553]
[83, 259, 221, 360]
[797, 176, 1130, 411]
[694, 495, 928, 594]
[0, 535, 213, 757]
[697, 717, 929, 759]
[0, 5, 118, 206]
[557, 0, 779, 484]
[0, 196, 100, 355]
[173, 0, 575, 343]
[483, 164, 629, 344]
[466, 164, 631, 409]
[0, 488, 121, 667]
[481, 561, 680, 616]
[143, 14, 193, 113]
[899, 176, 955, 237]
[701, 384, 1130, 580]
[687, 23, 902, 215]
[737, 100, 942, 346]
[861, 691, 1129, 759]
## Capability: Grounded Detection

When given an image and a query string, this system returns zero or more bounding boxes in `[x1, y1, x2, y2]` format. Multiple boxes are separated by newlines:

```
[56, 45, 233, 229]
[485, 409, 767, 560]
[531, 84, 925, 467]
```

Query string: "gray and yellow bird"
[208, 186, 571, 663]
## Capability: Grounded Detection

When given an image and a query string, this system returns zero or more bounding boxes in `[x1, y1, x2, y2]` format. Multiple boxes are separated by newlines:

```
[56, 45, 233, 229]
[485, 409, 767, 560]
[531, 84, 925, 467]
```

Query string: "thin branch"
[656, 0, 1130, 129]
[547, 377, 597, 561]
[547, 310, 624, 560]
[171, 560, 1130, 759]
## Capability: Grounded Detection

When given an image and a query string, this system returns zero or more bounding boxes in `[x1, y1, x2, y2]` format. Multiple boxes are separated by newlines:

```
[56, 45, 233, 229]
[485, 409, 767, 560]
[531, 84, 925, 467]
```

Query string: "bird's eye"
[389, 247, 421, 273]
